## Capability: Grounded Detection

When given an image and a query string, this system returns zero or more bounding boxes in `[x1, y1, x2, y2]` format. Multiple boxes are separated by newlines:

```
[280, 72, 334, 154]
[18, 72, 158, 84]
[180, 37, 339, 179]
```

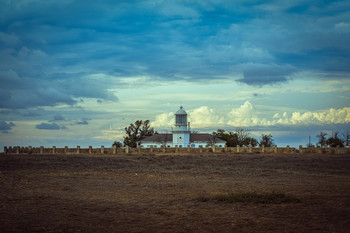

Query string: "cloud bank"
[152, 102, 350, 129]
[1, 0, 350, 110]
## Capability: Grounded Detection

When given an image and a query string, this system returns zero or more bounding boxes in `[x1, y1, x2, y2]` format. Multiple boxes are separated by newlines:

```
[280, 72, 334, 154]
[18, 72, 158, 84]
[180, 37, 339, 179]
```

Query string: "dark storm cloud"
[49, 114, 66, 122]
[75, 118, 90, 125]
[35, 123, 64, 130]
[1, 0, 349, 110]
[0, 120, 15, 133]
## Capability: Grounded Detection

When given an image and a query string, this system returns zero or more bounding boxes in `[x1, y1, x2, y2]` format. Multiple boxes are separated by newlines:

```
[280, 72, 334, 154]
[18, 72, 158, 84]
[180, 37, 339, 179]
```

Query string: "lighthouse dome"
[175, 106, 187, 115]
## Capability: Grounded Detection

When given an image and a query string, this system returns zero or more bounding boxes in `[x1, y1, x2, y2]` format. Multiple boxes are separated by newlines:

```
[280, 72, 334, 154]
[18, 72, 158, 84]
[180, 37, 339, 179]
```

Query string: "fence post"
[138, 145, 141, 154]
[299, 145, 302, 154]
[89, 146, 92, 154]
[286, 145, 290, 154]
[236, 145, 240, 153]
[175, 145, 178, 153]
[162, 145, 166, 153]
[249, 145, 253, 153]
[113, 145, 117, 154]
[16, 146, 20, 154]
[199, 145, 202, 153]
[224, 145, 228, 153]
[52, 146, 56, 154]
[4, 146, 7, 154]
[65, 146, 68, 154]
[125, 146, 129, 154]
[261, 145, 265, 153]
[150, 145, 153, 153]
[77, 146, 80, 154]
[274, 145, 277, 153]
[187, 145, 191, 152]
[101, 146, 104, 154]
[40, 146, 44, 154]
[212, 145, 216, 153]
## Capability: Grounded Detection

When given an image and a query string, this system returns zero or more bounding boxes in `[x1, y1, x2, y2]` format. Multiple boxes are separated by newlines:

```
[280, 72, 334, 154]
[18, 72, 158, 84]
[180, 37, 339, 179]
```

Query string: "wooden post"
[199, 145, 202, 153]
[261, 145, 265, 153]
[175, 145, 178, 153]
[286, 145, 290, 154]
[249, 145, 253, 153]
[162, 145, 166, 153]
[77, 146, 80, 154]
[236, 145, 240, 153]
[16, 146, 20, 154]
[224, 145, 228, 153]
[299, 145, 303, 154]
[150, 145, 153, 153]
[113, 145, 117, 154]
[138, 145, 141, 154]
[52, 146, 56, 154]
[89, 146, 92, 154]
[212, 145, 216, 153]
[187, 145, 191, 152]
[64, 146, 68, 154]
[101, 146, 104, 154]
[4, 146, 7, 154]
[125, 146, 129, 154]
[40, 146, 44, 154]
[274, 145, 277, 153]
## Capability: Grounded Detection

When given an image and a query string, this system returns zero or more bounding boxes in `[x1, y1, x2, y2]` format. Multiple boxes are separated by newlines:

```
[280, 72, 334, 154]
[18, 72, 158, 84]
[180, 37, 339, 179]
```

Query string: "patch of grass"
[200, 191, 301, 204]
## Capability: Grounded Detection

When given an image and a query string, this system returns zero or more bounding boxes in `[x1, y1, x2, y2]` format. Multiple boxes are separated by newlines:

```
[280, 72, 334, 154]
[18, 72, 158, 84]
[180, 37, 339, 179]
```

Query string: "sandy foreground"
[0, 153, 349, 233]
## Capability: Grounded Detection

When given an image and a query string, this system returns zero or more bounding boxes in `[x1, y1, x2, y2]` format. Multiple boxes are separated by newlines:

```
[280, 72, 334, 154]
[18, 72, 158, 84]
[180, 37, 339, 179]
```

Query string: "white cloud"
[188, 106, 225, 127]
[151, 102, 350, 130]
[151, 112, 174, 127]
[227, 101, 272, 127]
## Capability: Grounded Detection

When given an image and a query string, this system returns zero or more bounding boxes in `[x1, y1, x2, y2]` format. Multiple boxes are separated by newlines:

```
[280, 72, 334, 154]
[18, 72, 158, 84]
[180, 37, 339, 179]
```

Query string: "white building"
[140, 106, 226, 148]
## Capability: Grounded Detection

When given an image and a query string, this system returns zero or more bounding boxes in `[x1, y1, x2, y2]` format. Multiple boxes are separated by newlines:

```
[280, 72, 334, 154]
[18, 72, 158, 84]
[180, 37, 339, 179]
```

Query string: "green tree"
[215, 128, 258, 147]
[123, 120, 155, 148]
[112, 141, 123, 148]
[342, 130, 350, 147]
[316, 132, 327, 147]
[326, 132, 344, 147]
[259, 134, 274, 147]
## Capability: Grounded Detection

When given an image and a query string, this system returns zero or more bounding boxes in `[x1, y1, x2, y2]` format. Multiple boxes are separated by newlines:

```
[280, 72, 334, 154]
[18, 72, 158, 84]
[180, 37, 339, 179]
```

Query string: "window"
[179, 145, 182, 148]
[154, 145, 157, 148]
[191, 144, 196, 148]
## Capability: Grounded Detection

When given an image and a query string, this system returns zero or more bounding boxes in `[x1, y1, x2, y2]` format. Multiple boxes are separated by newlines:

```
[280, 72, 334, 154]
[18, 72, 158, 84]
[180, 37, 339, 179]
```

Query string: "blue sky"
[1, 0, 349, 150]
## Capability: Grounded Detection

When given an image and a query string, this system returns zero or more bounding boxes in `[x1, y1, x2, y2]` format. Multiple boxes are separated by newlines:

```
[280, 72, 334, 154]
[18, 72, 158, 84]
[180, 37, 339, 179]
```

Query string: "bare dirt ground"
[0, 153, 349, 233]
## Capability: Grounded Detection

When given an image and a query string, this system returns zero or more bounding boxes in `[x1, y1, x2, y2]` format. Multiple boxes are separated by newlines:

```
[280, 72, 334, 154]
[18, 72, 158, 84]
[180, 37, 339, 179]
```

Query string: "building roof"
[175, 106, 187, 115]
[141, 134, 172, 142]
[141, 133, 226, 143]
[190, 133, 226, 143]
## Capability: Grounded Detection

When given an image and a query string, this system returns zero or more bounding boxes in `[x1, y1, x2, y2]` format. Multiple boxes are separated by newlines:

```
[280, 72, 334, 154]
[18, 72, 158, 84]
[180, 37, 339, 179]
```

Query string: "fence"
[3, 145, 350, 155]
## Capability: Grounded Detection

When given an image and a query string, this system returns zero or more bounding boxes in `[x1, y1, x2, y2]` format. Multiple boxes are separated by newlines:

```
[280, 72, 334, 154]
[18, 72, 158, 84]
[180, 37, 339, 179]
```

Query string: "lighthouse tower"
[172, 106, 190, 147]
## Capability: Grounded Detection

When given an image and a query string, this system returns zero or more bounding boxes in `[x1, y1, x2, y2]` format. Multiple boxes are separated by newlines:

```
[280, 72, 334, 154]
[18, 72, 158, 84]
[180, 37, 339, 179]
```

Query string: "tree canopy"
[123, 120, 155, 148]
[215, 128, 258, 147]
[259, 134, 274, 147]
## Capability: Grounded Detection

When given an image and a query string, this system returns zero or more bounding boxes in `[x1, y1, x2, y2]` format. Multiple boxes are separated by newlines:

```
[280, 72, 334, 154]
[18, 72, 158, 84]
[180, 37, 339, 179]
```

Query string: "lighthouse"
[172, 106, 191, 147]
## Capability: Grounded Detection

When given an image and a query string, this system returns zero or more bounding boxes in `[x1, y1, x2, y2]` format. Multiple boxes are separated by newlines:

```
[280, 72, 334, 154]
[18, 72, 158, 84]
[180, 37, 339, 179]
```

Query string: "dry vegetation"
[0, 153, 349, 232]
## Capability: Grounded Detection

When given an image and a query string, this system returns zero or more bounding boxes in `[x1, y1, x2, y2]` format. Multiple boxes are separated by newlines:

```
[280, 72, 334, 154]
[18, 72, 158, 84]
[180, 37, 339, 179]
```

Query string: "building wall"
[172, 131, 190, 147]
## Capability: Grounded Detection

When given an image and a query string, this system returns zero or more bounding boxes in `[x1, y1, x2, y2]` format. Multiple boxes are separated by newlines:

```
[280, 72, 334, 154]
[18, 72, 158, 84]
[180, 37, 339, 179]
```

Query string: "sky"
[1, 0, 350, 150]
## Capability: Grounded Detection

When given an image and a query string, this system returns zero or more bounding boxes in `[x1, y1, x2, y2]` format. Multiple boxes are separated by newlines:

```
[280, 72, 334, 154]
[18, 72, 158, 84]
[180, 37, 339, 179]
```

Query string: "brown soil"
[0, 153, 349, 233]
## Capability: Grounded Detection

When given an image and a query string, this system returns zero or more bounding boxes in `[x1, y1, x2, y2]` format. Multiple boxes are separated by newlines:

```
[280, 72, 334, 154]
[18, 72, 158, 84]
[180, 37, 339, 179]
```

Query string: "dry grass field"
[0, 153, 349, 233]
